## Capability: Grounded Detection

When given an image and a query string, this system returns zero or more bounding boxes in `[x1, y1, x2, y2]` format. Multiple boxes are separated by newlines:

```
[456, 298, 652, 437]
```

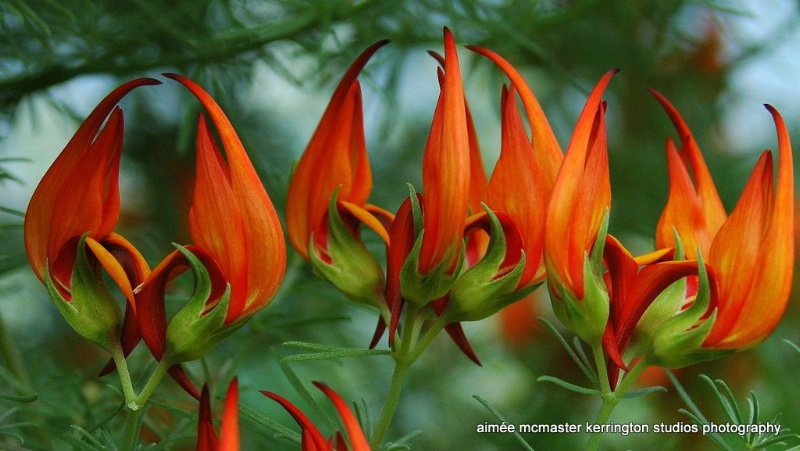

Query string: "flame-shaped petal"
[25, 78, 160, 284]
[545, 70, 616, 300]
[652, 89, 727, 255]
[488, 85, 554, 287]
[418, 27, 470, 274]
[165, 73, 286, 321]
[704, 106, 793, 348]
[286, 41, 388, 259]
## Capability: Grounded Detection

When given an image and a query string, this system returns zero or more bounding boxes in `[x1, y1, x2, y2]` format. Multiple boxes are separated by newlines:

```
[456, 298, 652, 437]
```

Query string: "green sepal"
[627, 229, 688, 360]
[398, 185, 462, 307]
[589, 209, 610, 272]
[550, 250, 610, 348]
[647, 252, 732, 368]
[44, 233, 122, 352]
[399, 230, 462, 307]
[445, 205, 536, 322]
[163, 244, 239, 364]
[549, 214, 610, 348]
[308, 188, 385, 307]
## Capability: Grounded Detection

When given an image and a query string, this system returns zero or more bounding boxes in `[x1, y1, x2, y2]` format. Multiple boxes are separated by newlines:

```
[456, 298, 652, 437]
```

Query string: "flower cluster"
[287, 28, 795, 387]
[22, 25, 794, 451]
[24, 75, 286, 399]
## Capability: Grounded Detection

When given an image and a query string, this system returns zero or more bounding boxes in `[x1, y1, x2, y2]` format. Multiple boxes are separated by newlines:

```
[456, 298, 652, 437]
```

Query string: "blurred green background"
[1, 0, 799, 449]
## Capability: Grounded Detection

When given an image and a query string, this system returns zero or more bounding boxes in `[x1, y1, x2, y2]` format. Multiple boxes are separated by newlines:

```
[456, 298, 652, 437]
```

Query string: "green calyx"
[163, 244, 239, 364]
[309, 189, 386, 307]
[445, 205, 537, 322]
[44, 233, 123, 353]
[399, 187, 462, 307]
[549, 210, 610, 348]
[626, 229, 687, 360]
[646, 251, 731, 368]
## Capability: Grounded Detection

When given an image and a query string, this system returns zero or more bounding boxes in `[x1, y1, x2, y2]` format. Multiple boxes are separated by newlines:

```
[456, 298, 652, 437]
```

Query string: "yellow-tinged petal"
[545, 70, 615, 299]
[705, 106, 793, 348]
[85, 234, 148, 309]
[419, 27, 470, 274]
[286, 41, 388, 259]
[651, 89, 727, 236]
[656, 138, 713, 258]
[25, 78, 160, 282]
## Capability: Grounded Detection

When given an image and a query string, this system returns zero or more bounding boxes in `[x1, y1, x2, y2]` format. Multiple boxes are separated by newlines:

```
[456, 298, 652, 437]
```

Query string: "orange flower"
[263, 382, 370, 451]
[601, 236, 698, 387]
[486, 84, 560, 287]
[541, 70, 616, 344]
[197, 378, 240, 451]
[136, 75, 286, 396]
[652, 90, 726, 259]
[286, 40, 390, 260]
[24, 78, 157, 352]
[545, 70, 616, 300]
[655, 96, 794, 350]
[417, 27, 470, 275]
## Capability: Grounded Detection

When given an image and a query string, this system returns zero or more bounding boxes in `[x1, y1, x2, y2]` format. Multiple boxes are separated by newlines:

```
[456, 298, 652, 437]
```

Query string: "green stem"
[109, 343, 137, 410]
[369, 354, 412, 449]
[587, 393, 620, 451]
[134, 359, 171, 408]
[587, 343, 614, 451]
[586, 355, 651, 451]
[370, 306, 444, 449]
[119, 359, 171, 450]
[121, 404, 146, 451]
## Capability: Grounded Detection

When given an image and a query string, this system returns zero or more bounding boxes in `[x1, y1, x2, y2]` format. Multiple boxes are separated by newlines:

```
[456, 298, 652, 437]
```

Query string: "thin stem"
[409, 315, 446, 362]
[591, 343, 611, 395]
[369, 354, 412, 449]
[134, 359, 171, 408]
[586, 343, 614, 451]
[586, 356, 651, 451]
[371, 304, 439, 448]
[121, 404, 146, 451]
[119, 359, 171, 451]
[109, 343, 137, 410]
[587, 394, 620, 451]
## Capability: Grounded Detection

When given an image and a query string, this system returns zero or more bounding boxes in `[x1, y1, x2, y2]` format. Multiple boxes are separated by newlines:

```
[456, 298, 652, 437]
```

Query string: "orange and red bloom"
[197, 378, 240, 451]
[541, 70, 615, 345]
[651, 94, 794, 360]
[263, 382, 370, 451]
[135, 74, 287, 396]
[24, 78, 158, 354]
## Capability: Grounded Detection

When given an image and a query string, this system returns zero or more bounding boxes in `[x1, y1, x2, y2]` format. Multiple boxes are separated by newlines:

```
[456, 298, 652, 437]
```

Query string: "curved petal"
[25, 78, 160, 281]
[419, 27, 470, 274]
[286, 41, 389, 259]
[466, 45, 563, 171]
[313, 382, 370, 451]
[545, 70, 615, 299]
[488, 85, 551, 286]
[261, 391, 328, 451]
[650, 89, 726, 235]
[705, 106, 793, 348]
[655, 138, 711, 257]
[165, 74, 286, 320]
